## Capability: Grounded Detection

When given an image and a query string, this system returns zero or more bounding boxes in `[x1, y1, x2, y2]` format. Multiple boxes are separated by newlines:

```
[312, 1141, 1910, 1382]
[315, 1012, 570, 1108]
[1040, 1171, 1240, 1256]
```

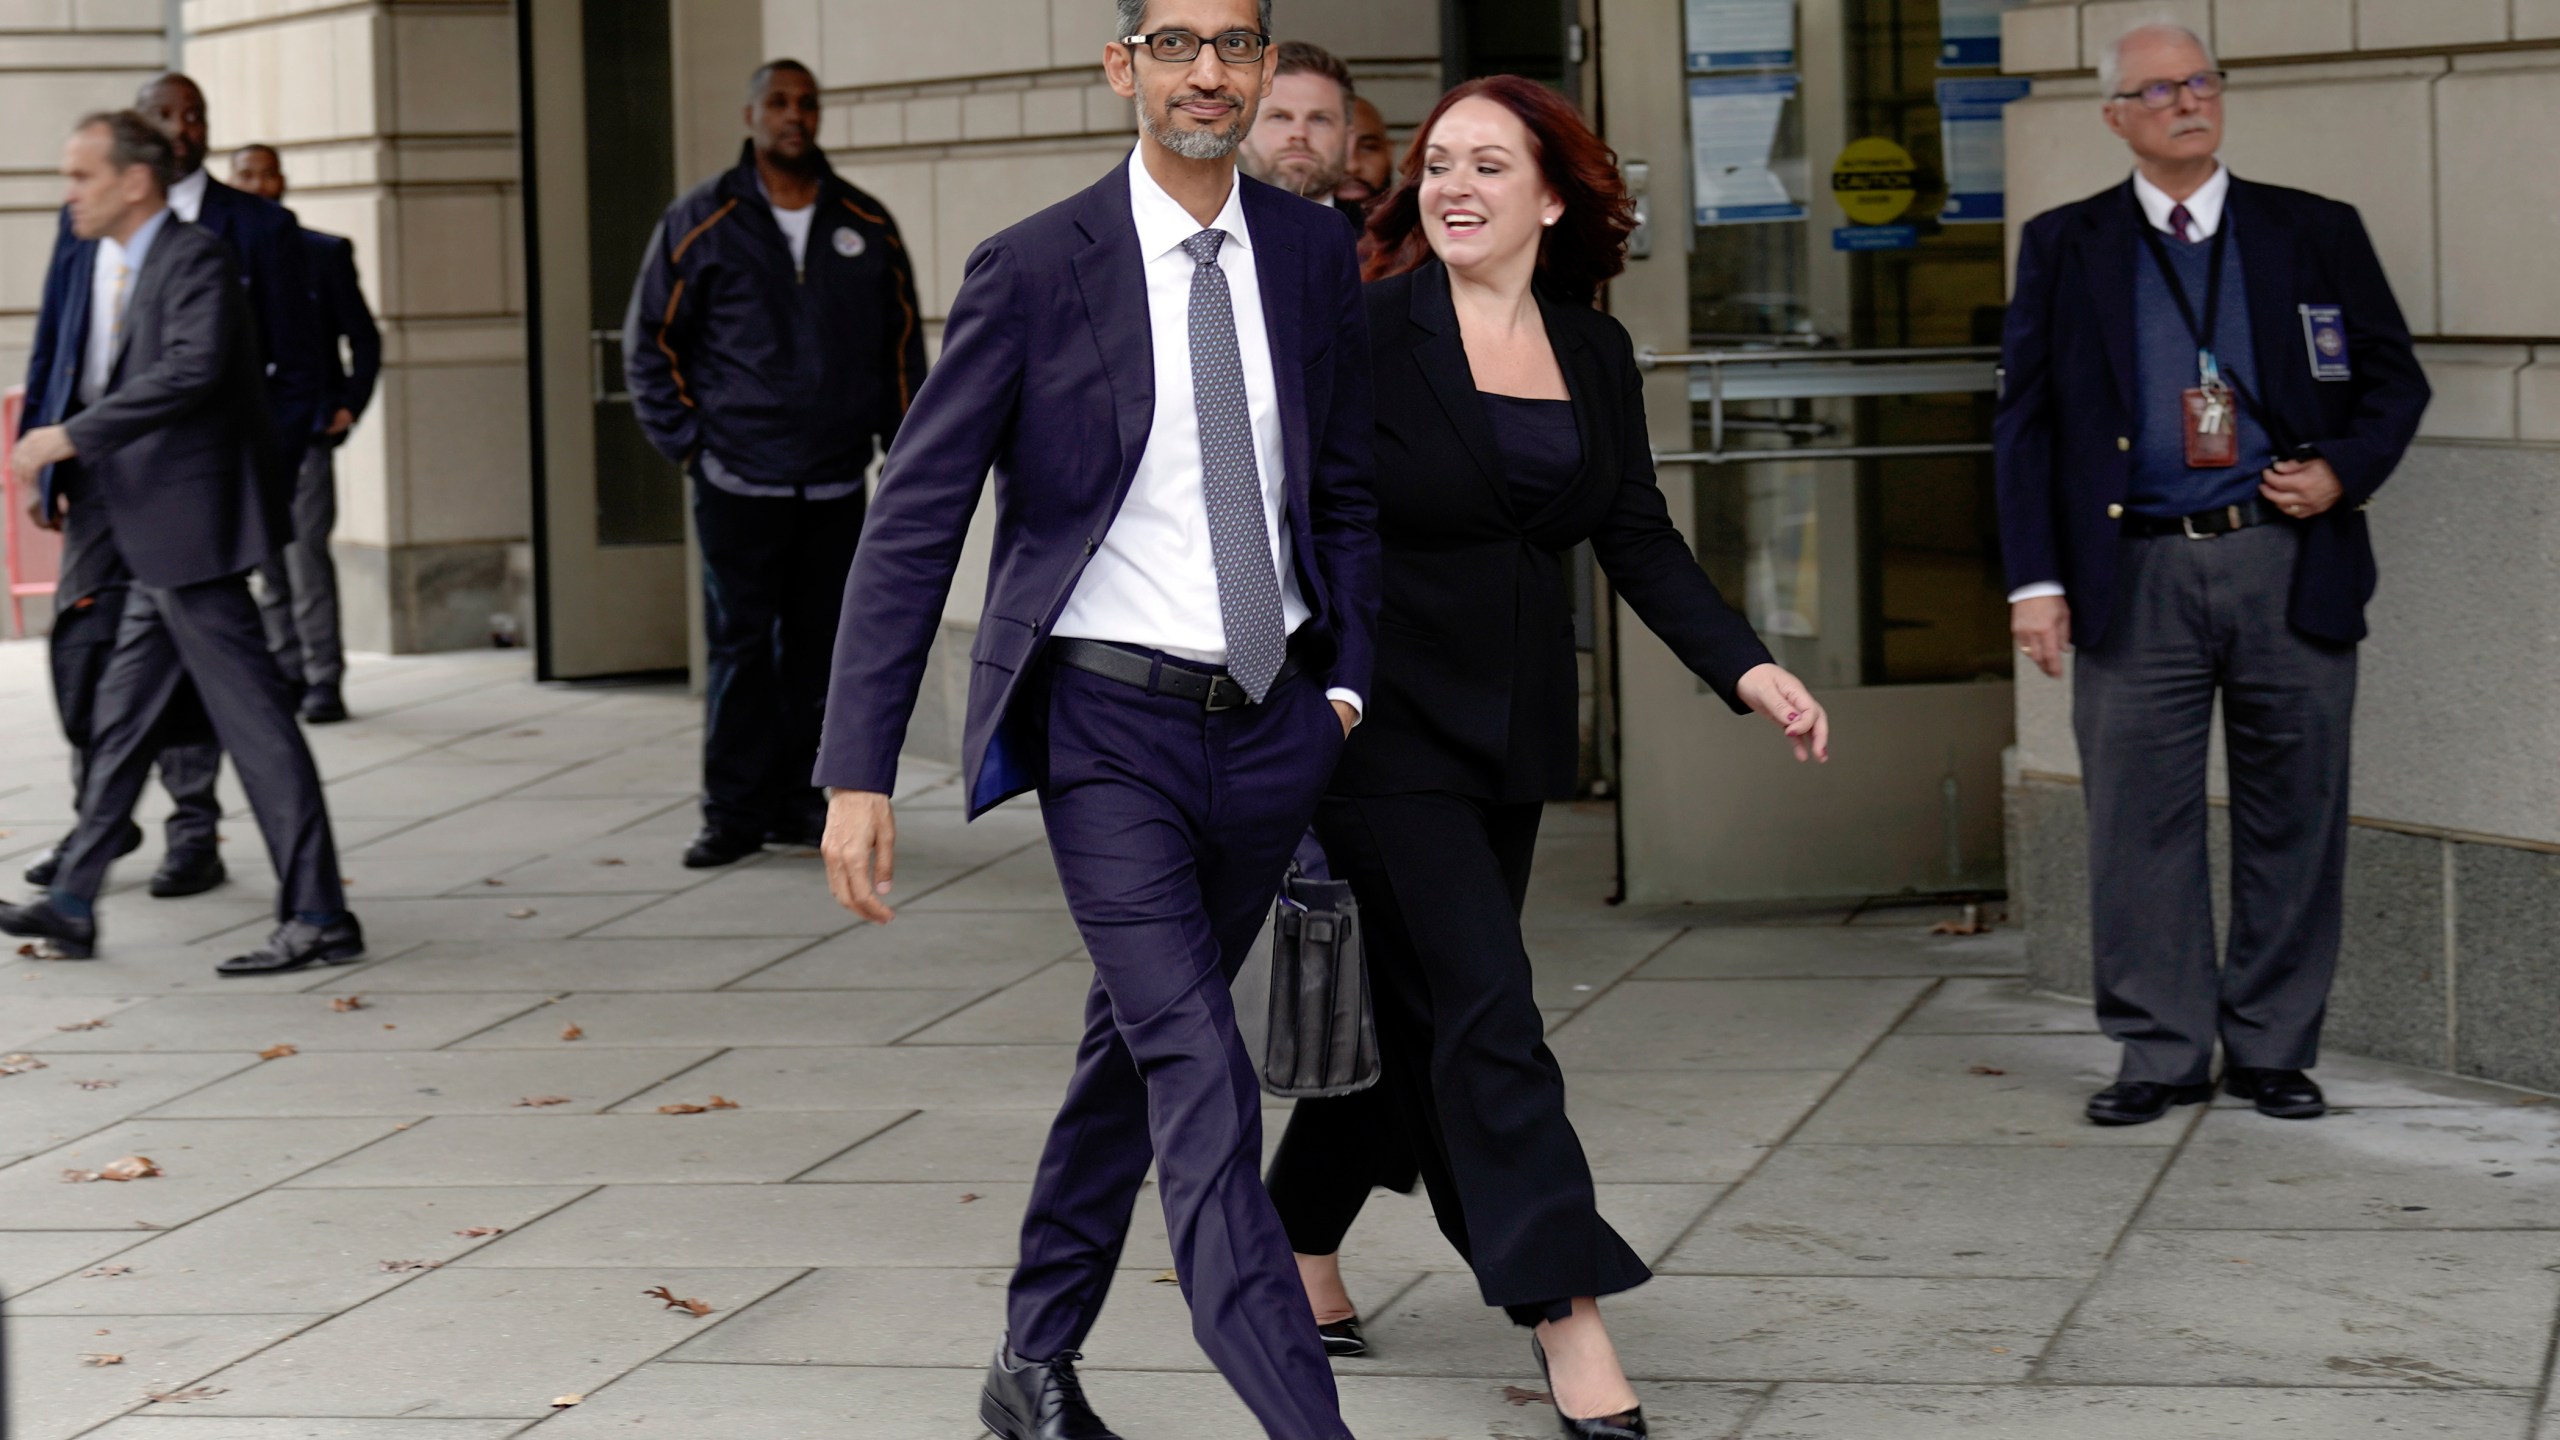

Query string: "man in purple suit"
[812, 0, 1376, 1434]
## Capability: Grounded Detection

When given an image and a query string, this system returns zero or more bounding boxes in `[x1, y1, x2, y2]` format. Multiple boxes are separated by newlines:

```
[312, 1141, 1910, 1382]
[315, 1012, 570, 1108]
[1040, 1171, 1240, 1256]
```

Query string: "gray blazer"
[61, 216, 276, 590]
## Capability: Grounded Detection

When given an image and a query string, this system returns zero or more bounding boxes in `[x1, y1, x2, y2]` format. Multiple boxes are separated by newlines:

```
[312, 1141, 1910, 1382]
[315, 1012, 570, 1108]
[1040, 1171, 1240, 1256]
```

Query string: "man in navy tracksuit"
[623, 58, 926, 867]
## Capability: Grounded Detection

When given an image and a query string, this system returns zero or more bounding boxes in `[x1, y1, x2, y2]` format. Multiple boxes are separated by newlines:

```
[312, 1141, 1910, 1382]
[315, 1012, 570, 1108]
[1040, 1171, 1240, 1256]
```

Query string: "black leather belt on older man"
[1050, 638, 1302, 711]
[2119, 496, 2286, 540]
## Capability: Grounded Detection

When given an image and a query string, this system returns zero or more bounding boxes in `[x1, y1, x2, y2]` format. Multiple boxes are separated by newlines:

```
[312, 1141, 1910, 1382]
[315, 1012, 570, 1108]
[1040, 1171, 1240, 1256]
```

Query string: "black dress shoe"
[1531, 1335, 1647, 1439]
[149, 846, 228, 898]
[216, 914, 366, 976]
[980, 1343, 1122, 1440]
[1318, 1313, 1368, 1357]
[682, 825, 763, 869]
[22, 821, 144, 888]
[762, 818, 825, 850]
[300, 684, 349, 724]
[2086, 1078, 2215, 1127]
[2224, 1066, 2327, 1119]
[0, 900, 98, 960]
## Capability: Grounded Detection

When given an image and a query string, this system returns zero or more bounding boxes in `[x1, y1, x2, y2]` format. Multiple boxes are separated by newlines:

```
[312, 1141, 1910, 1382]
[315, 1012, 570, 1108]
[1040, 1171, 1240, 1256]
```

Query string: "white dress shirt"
[79, 207, 171, 406]
[1053, 148, 1361, 716]
[168, 166, 208, 224]
[2007, 165, 2231, 605]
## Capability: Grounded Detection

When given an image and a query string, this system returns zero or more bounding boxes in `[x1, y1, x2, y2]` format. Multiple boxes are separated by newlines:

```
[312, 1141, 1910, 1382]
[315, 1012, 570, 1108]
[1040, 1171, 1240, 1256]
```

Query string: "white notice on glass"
[1690, 75, 1803, 226]
[1685, 0, 1795, 71]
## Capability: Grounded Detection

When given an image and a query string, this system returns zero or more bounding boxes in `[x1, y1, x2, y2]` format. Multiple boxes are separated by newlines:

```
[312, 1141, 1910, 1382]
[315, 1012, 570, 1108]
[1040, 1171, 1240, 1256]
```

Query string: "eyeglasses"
[1120, 29, 1271, 63]
[2112, 69, 2226, 110]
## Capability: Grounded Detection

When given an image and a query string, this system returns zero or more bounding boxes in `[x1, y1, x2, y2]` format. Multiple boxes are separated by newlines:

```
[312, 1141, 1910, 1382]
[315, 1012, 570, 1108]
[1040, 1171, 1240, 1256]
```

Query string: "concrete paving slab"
[2145, 1105, 2560, 1229]
[0, 993, 159, 1047]
[793, 1109, 1059, 1183]
[286, 894, 663, 948]
[143, 1049, 724, 1118]
[485, 831, 736, 894]
[0, 1229, 154, 1291]
[2250, 1049, 2551, 1109]
[454, 990, 980, 1049]
[507, 743, 706, 802]
[1548, 978, 1930, 1072]
[310, 937, 811, 992]
[283, 1111, 909, 1187]
[1374, 1270, 2081, 1383]
[3, 1312, 320, 1440]
[337, 852, 561, 899]
[1132, 1370, 1766, 1439]
[452, 1183, 1028, 1268]
[0, 1052, 263, 1159]
[0, 1118, 409, 1230]
[1522, 925, 1688, 1008]
[527, 1361, 986, 1438]
[2046, 1229, 2560, 1388]
[83, 1421, 534, 1439]
[318, 761, 570, 820]
[897, 960, 1095, 1045]
[361, 797, 683, 860]
[1740, 1384, 2541, 1439]
[1637, 926, 2025, 980]
[10, 1185, 591, 1314]
[1117, 1183, 1724, 1277]
[1896, 978, 2100, 1034]
[902, 847, 1069, 912]
[434, 717, 700, 766]
[727, 911, 1085, 991]
[881, 806, 1054, 869]
[606, 1044, 1077, 1111]
[1793, 1033, 2182, 1146]
[1664, 1144, 2168, 1278]
[1566, 1069, 1840, 1185]
[19, 993, 548, 1053]
[580, 858, 891, 939]
[178, 1266, 805, 1418]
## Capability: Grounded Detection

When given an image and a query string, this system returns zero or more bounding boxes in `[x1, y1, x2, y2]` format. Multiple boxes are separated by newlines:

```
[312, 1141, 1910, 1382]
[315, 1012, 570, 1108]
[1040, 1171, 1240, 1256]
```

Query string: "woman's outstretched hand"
[1734, 662, 1830, 763]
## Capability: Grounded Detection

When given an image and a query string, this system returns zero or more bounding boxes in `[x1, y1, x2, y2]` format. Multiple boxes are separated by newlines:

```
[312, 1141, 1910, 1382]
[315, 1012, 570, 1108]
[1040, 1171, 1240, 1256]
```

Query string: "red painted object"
[2, 384, 63, 637]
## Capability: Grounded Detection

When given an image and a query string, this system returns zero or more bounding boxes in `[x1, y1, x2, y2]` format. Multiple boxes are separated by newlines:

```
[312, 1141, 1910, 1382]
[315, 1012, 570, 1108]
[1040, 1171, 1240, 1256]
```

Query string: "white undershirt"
[168, 167, 208, 224]
[2007, 164, 2231, 605]
[1052, 149, 1361, 717]
[771, 201, 814, 270]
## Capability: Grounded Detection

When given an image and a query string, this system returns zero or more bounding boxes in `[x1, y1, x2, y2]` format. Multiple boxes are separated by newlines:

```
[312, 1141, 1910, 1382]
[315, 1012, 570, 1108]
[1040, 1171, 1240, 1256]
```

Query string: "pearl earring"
[1542, 215, 1558, 227]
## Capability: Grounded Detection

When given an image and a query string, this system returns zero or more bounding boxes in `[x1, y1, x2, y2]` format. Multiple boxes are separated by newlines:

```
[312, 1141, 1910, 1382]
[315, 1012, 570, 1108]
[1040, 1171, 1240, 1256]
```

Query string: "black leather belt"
[1050, 638, 1300, 711]
[2120, 497, 2282, 540]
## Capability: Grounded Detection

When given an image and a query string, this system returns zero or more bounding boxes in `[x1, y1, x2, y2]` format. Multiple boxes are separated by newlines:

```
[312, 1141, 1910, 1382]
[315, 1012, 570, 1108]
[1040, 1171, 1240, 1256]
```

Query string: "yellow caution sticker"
[1830, 137, 1918, 226]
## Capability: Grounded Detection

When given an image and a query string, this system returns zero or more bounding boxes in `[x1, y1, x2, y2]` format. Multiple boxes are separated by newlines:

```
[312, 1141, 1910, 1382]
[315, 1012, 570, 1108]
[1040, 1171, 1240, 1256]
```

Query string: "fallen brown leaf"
[1966, 1065, 2007, 1076]
[1152, 1269, 1180, 1284]
[656, 1096, 739, 1115]
[2, 1053, 50, 1076]
[1502, 1385, 1552, 1407]
[144, 1386, 226, 1404]
[73, 1078, 118, 1090]
[594, 857, 626, 866]
[56, 1017, 109, 1032]
[483, 877, 507, 887]
[257, 1043, 298, 1061]
[82, 1264, 133, 1278]
[455, 1226, 506, 1238]
[707, 1095, 738, 1109]
[1931, 903, 1993, 936]
[61, 1156, 164, 1184]
[330, 995, 369, 1012]
[552, 1393, 585, 1408]
[559, 1023, 584, 1041]
[14, 942, 37, 958]
[378, 1259, 440, 1272]
[958, 1192, 981, 1203]
[82, 1352, 123, 1366]
[515, 1095, 571, 1107]
[505, 907, 538, 920]
[643, 1284, 715, 1317]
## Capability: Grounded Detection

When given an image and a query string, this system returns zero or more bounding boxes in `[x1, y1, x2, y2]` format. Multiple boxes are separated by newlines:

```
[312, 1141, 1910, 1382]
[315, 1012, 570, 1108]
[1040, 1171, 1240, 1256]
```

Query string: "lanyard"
[2136, 209, 2228, 390]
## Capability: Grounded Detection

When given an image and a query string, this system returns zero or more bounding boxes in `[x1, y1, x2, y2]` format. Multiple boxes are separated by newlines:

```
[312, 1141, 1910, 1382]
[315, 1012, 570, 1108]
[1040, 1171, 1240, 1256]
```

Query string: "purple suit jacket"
[813, 159, 1379, 816]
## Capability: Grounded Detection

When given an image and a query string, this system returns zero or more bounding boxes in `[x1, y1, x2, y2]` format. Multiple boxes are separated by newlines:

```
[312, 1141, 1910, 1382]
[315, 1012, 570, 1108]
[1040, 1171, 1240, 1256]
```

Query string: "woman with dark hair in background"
[1261, 76, 1830, 1438]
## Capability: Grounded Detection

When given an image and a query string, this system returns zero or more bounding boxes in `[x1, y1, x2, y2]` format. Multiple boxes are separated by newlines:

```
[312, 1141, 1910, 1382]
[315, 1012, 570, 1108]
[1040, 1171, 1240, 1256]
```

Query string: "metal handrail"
[1645, 344, 2002, 468]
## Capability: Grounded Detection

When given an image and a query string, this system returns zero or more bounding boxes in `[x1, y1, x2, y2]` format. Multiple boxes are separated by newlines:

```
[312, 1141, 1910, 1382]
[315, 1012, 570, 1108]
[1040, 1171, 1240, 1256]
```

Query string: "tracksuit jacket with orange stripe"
[622, 142, 927, 491]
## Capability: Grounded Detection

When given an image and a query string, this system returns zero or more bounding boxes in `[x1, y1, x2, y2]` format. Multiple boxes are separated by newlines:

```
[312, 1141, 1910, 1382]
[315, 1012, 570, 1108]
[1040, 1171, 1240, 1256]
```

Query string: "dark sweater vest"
[2128, 215, 2275, 517]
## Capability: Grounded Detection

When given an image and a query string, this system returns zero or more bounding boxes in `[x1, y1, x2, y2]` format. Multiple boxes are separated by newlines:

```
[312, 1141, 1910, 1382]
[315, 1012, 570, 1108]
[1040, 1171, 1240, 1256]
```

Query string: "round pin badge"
[832, 227, 865, 258]
[2316, 328, 2345, 358]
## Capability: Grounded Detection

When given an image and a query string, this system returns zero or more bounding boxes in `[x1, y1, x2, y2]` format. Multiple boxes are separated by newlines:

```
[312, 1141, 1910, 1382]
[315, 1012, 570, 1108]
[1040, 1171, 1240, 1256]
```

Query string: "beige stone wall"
[184, 0, 525, 653]
[2000, 3, 2560, 845]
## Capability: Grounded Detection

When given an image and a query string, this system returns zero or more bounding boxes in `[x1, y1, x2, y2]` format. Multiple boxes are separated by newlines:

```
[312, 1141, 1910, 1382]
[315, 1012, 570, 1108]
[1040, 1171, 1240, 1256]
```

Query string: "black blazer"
[1333, 260, 1772, 802]
[306, 228, 381, 441]
[1994, 176, 2429, 648]
[60, 218, 276, 590]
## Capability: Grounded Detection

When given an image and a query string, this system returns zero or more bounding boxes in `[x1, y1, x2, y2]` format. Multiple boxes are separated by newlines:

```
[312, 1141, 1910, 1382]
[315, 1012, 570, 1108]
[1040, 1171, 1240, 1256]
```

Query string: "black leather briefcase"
[1261, 864, 1382, 1098]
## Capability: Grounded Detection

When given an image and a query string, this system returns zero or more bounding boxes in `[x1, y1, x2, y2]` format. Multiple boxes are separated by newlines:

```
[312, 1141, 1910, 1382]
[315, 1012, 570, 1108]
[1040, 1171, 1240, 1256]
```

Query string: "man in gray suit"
[1, 111, 364, 976]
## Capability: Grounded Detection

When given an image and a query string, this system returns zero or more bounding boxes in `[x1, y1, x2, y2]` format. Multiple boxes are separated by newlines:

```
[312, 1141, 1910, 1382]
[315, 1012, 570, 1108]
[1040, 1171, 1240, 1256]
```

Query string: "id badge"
[2182, 386, 2238, 468]
[2299, 304, 2351, 381]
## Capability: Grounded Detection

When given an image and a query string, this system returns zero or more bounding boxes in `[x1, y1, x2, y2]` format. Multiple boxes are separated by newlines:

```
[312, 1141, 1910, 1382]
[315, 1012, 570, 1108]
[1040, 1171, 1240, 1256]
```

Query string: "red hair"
[1362, 76, 1635, 304]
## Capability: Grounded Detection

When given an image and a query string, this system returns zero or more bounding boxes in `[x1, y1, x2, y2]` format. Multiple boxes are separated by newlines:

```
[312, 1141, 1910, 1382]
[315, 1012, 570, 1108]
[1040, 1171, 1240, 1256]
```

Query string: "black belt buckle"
[2179, 503, 2244, 540]
[1202, 675, 1248, 712]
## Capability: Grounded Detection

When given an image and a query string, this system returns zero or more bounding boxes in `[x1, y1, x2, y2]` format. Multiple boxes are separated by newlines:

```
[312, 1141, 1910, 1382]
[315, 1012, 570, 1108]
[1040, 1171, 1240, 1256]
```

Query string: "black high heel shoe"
[1530, 1334, 1648, 1439]
[1317, 1313, 1367, 1357]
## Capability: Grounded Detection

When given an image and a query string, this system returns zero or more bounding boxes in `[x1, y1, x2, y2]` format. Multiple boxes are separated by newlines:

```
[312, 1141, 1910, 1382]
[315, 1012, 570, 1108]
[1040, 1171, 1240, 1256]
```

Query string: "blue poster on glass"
[1686, 0, 1794, 72]
[1691, 74, 1805, 226]
[1939, 0, 2027, 69]
[1937, 76, 2031, 224]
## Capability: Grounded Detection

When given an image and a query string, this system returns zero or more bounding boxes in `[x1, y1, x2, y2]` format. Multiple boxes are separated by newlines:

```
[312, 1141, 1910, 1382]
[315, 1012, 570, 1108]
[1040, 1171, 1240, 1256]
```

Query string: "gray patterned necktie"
[1180, 229, 1286, 702]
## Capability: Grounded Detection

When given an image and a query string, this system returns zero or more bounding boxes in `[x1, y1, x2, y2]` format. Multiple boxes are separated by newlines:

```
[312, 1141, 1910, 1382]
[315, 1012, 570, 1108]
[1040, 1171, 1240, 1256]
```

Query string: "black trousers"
[691, 480, 864, 837]
[57, 576, 343, 920]
[1268, 791, 1649, 1326]
[48, 580, 222, 857]
[255, 442, 346, 689]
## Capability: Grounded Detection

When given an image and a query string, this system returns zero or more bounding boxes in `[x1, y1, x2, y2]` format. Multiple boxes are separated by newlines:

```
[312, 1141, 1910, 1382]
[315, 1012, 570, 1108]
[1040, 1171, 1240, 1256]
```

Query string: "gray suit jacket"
[61, 216, 276, 590]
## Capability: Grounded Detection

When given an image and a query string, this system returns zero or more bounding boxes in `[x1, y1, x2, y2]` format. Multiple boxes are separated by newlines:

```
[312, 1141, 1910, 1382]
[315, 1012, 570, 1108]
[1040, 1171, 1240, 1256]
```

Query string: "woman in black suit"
[1261, 76, 1829, 1438]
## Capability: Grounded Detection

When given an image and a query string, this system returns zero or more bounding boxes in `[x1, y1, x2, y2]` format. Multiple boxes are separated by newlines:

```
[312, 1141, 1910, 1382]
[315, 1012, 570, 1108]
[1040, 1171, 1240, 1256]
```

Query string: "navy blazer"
[1994, 176, 2429, 648]
[814, 160, 1380, 815]
[306, 227, 382, 439]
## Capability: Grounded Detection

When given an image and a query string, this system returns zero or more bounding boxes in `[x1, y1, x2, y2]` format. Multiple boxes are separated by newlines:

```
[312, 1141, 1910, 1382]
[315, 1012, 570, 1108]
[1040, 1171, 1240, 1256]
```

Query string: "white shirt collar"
[1128, 146, 1252, 263]
[2131, 163, 2229, 240]
[105, 206, 173, 274]
[168, 167, 210, 224]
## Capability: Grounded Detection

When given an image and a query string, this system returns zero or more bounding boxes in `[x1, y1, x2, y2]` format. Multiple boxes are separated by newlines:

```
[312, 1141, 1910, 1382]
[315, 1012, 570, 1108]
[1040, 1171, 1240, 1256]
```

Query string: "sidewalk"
[2, 642, 2556, 1439]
